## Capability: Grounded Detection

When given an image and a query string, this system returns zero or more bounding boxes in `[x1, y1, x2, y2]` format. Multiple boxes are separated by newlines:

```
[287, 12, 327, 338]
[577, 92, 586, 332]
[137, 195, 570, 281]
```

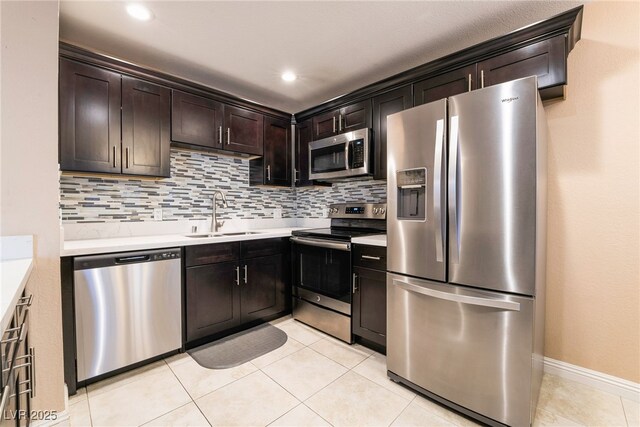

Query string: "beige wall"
[0, 0, 65, 414]
[544, 1, 640, 383]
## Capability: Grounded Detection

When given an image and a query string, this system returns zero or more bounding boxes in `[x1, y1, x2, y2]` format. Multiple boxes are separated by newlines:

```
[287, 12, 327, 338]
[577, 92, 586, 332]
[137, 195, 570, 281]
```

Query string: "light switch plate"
[153, 208, 163, 221]
[322, 208, 329, 218]
[273, 208, 282, 219]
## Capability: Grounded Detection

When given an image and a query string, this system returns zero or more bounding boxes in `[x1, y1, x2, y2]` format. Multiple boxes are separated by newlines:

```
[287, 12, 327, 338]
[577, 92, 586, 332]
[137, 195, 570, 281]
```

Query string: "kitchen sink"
[184, 231, 263, 238]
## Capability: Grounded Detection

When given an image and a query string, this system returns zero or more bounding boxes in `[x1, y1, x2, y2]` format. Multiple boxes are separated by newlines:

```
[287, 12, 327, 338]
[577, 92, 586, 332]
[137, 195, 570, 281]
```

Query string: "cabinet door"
[339, 100, 371, 133]
[171, 90, 223, 149]
[186, 262, 241, 342]
[122, 76, 171, 177]
[477, 35, 566, 96]
[240, 254, 286, 322]
[59, 59, 121, 174]
[352, 267, 386, 347]
[414, 65, 476, 106]
[295, 119, 313, 187]
[224, 105, 264, 155]
[372, 86, 412, 180]
[311, 109, 339, 140]
[263, 116, 292, 186]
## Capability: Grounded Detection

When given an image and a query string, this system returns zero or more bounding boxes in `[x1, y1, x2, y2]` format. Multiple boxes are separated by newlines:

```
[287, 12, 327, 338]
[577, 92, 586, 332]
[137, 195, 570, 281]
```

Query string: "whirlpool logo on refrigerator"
[501, 96, 519, 103]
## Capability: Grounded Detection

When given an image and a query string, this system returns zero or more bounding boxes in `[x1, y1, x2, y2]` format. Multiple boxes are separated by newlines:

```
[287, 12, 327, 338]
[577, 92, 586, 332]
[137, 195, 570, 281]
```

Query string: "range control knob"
[373, 208, 379, 214]
[380, 208, 386, 215]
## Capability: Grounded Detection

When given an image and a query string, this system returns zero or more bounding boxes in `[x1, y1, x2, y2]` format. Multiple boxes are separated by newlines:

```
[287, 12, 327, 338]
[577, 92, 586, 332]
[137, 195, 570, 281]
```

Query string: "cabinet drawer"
[353, 244, 387, 270]
[241, 238, 288, 259]
[185, 242, 240, 267]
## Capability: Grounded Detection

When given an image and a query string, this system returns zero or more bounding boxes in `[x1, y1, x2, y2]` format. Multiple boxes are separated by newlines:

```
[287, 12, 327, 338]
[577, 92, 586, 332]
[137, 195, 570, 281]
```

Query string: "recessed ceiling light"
[126, 4, 153, 21]
[281, 71, 297, 82]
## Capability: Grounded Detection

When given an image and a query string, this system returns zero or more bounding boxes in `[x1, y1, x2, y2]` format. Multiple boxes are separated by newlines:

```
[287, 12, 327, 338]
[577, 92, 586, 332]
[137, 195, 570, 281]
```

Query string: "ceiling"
[59, 1, 583, 113]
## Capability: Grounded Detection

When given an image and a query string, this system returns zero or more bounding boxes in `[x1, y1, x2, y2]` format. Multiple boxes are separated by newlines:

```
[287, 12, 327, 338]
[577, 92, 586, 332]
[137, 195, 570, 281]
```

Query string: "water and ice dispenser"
[396, 168, 427, 221]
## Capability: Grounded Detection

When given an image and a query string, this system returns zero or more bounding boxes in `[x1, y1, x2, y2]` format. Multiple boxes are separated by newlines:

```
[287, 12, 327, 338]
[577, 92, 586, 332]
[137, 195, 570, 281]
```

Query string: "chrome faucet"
[211, 190, 228, 233]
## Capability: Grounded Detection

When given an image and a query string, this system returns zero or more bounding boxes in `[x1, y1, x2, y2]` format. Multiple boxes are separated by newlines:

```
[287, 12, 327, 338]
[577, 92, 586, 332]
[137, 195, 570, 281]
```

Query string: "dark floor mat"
[187, 323, 288, 369]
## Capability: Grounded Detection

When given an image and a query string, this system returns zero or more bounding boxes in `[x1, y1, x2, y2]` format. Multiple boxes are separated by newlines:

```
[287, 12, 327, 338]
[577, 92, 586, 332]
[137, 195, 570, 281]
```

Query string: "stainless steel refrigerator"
[386, 76, 546, 427]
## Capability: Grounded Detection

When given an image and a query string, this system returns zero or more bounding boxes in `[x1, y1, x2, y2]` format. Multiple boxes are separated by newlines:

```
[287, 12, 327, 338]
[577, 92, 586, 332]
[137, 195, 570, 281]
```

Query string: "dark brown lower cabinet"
[185, 239, 290, 344]
[352, 244, 387, 349]
[240, 254, 285, 322]
[352, 267, 387, 348]
[186, 261, 241, 341]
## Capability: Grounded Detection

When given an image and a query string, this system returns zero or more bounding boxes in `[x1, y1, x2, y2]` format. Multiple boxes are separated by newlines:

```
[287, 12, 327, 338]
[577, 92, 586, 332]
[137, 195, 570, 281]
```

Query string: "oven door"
[291, 237, 352, 315]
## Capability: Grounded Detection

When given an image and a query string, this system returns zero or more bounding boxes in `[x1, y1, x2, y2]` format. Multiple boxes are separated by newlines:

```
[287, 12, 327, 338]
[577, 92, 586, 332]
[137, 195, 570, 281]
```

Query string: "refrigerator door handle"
[392, 279, 521, 311]
[448, 115, 460, 264]
[434, 119, 445, 263]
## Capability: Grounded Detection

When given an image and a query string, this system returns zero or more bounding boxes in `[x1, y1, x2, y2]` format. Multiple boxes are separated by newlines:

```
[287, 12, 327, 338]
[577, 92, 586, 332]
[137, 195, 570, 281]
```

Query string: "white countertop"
[62, 227, 306, 257]
[352, 234, 387, 247]
[1, 235, 34, 333]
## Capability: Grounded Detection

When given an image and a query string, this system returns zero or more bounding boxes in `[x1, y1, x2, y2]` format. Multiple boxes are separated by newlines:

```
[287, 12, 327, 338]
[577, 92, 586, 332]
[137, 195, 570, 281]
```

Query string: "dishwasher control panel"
[152, 251, 181, 261]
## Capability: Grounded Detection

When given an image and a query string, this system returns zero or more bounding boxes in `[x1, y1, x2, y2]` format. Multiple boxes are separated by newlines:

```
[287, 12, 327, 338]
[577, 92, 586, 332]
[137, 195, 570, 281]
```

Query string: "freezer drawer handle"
[393, 279, 521, 311]
[361, 255, 381, 260]
[290, 236, 351, 251]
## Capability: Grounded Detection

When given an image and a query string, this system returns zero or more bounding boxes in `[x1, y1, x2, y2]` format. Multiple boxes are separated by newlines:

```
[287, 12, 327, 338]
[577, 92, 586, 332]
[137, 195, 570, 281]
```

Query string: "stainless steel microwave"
[308, 128, 371, 180]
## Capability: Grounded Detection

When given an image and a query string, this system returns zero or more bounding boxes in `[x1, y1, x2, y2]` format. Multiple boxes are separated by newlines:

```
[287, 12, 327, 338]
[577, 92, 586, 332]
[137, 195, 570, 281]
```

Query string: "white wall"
[0, 0, 65, 413]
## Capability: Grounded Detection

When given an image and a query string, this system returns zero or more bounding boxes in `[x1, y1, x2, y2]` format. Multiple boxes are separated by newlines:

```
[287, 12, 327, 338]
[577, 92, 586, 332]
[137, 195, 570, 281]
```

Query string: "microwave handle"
[344, 141, 350, 170]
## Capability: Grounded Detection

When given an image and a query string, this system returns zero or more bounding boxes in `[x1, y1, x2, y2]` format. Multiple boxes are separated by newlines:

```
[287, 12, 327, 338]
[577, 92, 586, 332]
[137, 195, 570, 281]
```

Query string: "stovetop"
[291, 227, 383, 241]
[292, 202, 387, 241]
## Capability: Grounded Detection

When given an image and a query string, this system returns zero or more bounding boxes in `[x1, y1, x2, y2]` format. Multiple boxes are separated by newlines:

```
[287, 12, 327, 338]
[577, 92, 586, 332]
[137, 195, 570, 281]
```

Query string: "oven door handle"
[290, 236, 351, 251]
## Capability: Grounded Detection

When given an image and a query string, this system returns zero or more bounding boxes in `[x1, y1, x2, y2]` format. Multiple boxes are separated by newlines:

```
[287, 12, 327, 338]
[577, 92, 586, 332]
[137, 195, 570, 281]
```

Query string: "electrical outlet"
[322, 208, 329, 218]
[273, 208, 282, 219]
[153, 208, 163, 221]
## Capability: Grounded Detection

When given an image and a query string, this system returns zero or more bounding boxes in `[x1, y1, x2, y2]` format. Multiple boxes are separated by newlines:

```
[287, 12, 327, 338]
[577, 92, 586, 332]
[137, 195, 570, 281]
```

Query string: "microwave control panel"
[350, 139, 365, 168]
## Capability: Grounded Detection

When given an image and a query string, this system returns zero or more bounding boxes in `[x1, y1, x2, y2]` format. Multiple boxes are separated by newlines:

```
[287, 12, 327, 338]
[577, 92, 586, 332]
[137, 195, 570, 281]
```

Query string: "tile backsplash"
[60, 148, 386, 224]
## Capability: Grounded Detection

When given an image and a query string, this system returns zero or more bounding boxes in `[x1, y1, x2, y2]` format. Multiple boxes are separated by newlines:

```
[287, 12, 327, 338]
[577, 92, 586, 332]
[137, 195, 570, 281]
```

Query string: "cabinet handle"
[243, 265, 248, 284]
[218, 126, 223, 145]
[294, 169, 299, 183]
[125, 147, 130, 169]
[338, 114, 343, 132]
[352, 273, 359, 293]
[235, 266, 240, 286]
[267, 165, 271, 181]
[480, 70, 485, 88]
[227, 128, 231, 145]
[361, 255, 381, 261]
[113, 146, 117, 167]
[332, 116, 336, 133]
[468, 74, 472, 92]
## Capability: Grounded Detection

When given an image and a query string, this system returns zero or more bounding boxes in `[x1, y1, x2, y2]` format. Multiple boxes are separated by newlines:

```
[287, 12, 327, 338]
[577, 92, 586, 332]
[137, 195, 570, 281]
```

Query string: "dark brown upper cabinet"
[122, 76, 171, 177]
[171, 90, 268, 156]
[372, 85, 412, 180]
[224, 105, 264, 156]
[477, 35, 566, 99]
[59, 59, 121, 174]
[294, 119, 313, 187]
[171, 90, 223, 149]
[413, 65, 477, 106]
[311, 100, 372, 141]
[250, 116, 291, 187]
[59, 58, 171, 177]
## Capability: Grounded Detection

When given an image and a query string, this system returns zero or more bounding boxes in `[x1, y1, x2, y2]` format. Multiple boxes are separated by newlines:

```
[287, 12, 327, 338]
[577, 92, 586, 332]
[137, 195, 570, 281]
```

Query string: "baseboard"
[544, 357, 640, 402]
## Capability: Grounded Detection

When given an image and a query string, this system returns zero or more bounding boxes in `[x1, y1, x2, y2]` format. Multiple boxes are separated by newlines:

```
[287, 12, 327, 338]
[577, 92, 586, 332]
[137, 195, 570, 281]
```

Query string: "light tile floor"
[56, 317, 639, 427]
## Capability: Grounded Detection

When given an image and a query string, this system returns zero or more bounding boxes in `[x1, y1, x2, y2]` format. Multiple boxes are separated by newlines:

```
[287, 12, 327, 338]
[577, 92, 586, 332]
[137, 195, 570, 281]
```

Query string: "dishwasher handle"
[115, 255, 150, 264]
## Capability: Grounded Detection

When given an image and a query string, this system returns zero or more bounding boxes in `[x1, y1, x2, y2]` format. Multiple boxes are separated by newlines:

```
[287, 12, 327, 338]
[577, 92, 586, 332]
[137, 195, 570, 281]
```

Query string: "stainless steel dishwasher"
[73, 248, 182, 382]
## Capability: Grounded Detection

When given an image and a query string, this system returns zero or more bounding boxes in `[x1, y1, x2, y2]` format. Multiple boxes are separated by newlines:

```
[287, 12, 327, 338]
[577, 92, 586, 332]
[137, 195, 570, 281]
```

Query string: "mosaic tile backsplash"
[60, 148, 387, 223]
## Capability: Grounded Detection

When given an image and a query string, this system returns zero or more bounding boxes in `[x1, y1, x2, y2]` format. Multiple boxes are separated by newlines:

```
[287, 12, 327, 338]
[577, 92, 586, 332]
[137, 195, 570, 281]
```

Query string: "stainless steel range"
[291, 202, 386, 342]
